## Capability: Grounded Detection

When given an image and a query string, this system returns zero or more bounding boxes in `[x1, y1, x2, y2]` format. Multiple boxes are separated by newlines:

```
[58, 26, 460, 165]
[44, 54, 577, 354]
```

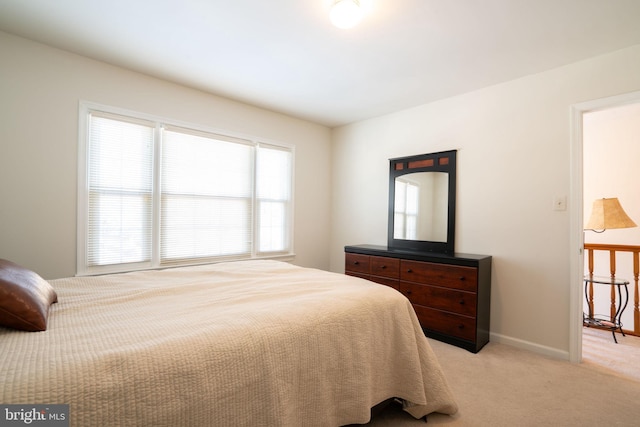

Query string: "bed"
[0, 259, 458, 426]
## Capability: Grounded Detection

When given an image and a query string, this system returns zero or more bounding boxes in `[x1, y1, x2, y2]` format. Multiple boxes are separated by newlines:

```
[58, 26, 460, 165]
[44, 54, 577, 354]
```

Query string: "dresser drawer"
[345, 253, 370, 275]
[399, 282, 476, 317]
[400, 260, 477, 291]
[370, 256, 400, 278]
[412, 305, 476, 342]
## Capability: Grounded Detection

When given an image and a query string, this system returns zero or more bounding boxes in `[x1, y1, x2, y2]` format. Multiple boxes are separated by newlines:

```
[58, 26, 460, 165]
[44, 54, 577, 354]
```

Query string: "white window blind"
[394, 179, 419, 240]
[161, 127, 253, 264]
[256, 145, 292, 253]
[87, 113, 154, 268]
[78, 103, 294, 275]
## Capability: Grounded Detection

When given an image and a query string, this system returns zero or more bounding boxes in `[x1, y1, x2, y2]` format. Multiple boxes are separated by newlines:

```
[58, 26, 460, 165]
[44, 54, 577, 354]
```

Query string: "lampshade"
[330, 0, 363, 29]
[585, 198, 637, 232]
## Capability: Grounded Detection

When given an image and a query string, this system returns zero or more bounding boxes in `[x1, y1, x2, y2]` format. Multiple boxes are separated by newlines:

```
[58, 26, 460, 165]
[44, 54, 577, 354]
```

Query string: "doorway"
[570, 90, 640, 363]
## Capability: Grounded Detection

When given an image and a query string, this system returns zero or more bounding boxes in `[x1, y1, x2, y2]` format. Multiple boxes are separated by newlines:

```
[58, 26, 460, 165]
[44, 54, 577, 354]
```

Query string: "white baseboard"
[490, 332, 570, 361]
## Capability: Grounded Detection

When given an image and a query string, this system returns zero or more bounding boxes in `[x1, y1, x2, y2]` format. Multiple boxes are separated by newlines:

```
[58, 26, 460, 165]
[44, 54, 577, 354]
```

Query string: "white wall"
[330, 44, 640, 357]
[0, 31, 332, 279]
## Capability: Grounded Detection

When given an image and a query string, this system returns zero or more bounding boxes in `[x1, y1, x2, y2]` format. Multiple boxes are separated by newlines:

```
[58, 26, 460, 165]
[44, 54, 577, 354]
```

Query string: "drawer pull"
[458, 324, 465, 330]
[405, 290, 412, 295]
[381, 265, 387, 269]
[459, 276, 466, 281]
[353, 261, 360, 265]
[459, 299, 465, 305]
[406, 269, 413, 273]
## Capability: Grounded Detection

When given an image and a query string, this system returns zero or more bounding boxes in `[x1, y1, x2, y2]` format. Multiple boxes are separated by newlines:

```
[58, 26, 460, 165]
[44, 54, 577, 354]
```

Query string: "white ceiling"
[2, 0, 640, 127]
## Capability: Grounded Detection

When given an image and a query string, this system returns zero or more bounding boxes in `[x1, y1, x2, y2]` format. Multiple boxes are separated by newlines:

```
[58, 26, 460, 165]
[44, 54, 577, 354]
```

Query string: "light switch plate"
[553, 196, 567, 211]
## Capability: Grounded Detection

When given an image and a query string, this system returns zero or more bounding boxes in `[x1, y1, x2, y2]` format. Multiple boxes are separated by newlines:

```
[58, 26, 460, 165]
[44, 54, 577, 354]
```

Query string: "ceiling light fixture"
[330, 0, 364, 29]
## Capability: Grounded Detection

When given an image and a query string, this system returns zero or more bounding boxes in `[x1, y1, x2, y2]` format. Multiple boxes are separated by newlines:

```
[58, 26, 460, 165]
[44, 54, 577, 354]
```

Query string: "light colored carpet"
[582, 326, 640, 383]
[364, 333, 640, 426]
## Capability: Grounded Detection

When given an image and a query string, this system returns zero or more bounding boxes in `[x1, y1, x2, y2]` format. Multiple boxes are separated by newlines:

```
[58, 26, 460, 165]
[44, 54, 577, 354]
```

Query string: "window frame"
[77, 101, 295, 276]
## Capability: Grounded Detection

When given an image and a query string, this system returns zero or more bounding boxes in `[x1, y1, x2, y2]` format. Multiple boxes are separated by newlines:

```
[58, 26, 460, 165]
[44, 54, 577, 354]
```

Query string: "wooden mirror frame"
[387, 150, 457, 254]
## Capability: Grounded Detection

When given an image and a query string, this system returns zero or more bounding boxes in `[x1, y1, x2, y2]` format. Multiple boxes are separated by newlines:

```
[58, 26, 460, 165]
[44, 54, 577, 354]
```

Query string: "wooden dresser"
[345, 244, 492, 353]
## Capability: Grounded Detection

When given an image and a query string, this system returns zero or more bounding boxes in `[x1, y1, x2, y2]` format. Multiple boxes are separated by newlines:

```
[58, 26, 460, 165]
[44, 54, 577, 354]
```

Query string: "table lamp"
[584, 197, 637, 233]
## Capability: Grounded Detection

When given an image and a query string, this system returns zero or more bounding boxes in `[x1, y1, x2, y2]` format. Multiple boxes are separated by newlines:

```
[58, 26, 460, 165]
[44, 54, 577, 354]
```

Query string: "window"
[78, 103, 294, 275]
[394, 178, 419, 240]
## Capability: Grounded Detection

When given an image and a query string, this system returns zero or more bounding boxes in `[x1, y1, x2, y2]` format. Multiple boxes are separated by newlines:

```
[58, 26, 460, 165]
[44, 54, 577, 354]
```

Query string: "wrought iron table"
[583, 275, 629, 343]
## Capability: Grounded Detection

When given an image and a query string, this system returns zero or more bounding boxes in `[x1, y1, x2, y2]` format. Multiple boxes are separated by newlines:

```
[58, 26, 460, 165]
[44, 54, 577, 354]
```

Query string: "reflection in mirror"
[394, 172, 448, 242]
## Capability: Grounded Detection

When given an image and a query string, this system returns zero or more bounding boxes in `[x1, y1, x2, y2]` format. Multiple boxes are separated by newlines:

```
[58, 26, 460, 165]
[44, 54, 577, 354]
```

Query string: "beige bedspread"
[0, 260, 457, 426]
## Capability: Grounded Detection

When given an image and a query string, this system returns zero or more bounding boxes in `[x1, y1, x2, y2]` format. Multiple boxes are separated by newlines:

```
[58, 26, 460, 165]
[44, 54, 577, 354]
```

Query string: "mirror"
[388, 150, 456, 253]
[394, 172, 448, 242]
